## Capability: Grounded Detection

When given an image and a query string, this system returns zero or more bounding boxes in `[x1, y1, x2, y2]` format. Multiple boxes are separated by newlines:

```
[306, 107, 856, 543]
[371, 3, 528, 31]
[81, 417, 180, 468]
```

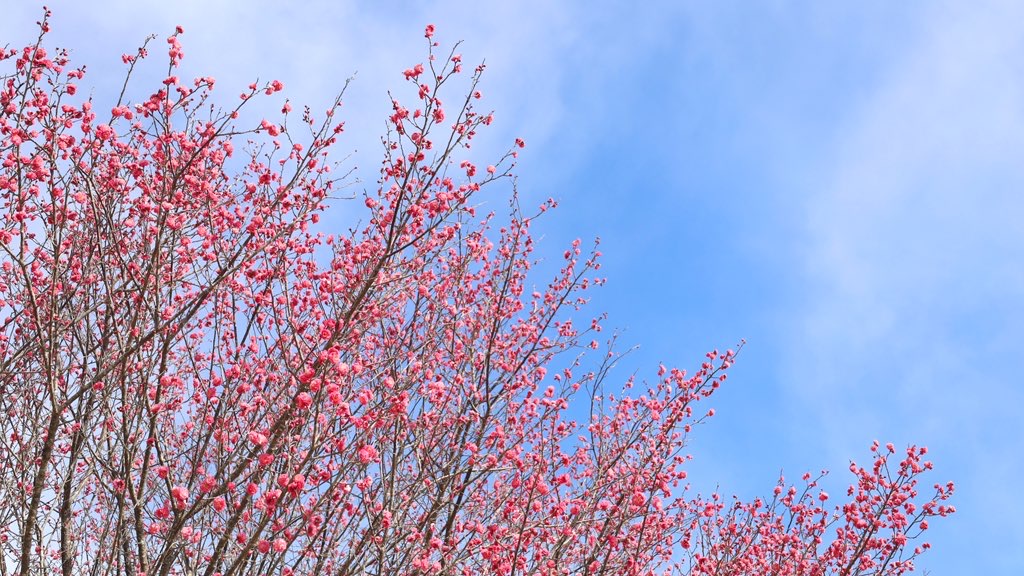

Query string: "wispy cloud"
[788, 1, 1024, 570]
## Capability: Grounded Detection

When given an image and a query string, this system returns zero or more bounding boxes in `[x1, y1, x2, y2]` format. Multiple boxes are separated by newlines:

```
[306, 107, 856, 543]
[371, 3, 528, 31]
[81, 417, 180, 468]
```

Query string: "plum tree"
[0, 10, 953, 576]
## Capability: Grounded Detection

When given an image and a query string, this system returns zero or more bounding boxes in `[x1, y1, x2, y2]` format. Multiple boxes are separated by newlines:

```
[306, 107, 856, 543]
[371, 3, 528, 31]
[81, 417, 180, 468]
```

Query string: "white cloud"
[795, 0, 1024, 441]
[788, 1, 1024, 566]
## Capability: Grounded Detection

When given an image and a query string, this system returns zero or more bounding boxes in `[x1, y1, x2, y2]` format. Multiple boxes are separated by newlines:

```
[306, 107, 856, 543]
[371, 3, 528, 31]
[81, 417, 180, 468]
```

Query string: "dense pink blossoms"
[0, 11, 952, 576]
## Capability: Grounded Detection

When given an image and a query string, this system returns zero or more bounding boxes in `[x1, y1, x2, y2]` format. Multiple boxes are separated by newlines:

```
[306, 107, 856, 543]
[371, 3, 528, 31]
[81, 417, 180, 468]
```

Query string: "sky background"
[3, 1, 1021, 573]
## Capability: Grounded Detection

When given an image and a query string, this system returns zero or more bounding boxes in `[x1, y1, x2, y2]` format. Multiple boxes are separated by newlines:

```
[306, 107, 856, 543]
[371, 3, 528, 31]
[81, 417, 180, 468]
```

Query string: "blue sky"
[3, 1, 1021, 573]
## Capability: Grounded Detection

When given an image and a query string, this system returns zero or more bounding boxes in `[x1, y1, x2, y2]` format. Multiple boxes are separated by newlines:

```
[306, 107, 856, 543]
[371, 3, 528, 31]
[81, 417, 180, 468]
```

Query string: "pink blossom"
[260, 119, 280, 136]
[357, 444, 378, 464]
[170, 485, 188, 501]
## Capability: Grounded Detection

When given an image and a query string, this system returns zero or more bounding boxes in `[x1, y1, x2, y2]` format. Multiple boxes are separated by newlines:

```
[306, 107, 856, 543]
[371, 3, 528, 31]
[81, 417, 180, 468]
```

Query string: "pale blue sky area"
[3, 1, 1021, 573]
